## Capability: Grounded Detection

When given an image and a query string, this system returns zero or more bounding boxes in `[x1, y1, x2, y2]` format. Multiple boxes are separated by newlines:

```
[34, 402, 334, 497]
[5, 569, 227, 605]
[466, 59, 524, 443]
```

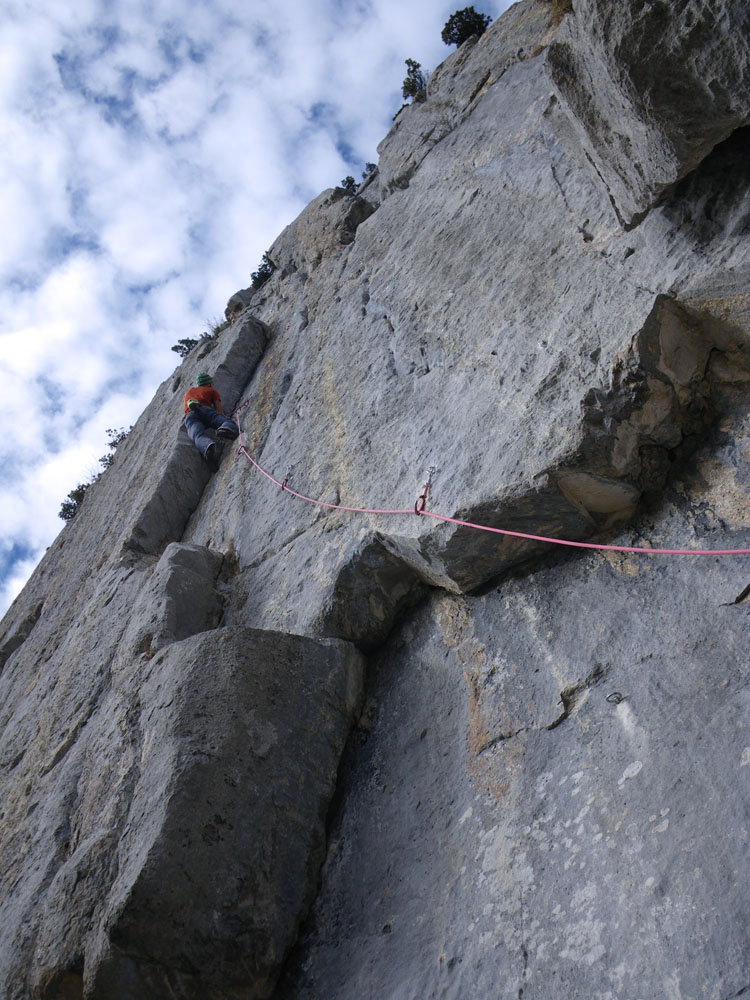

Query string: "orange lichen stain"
[242, 368, 279, 454]
[601, 551, 640, 577]
[434, 595, 523, 799]
[320, 358, 350, 458]
[464, 668, 514, 800]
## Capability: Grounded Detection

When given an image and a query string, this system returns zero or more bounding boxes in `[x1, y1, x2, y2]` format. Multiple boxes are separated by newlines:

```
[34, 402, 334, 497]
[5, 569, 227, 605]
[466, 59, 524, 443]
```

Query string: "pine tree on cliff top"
[441, 6, 492, 46]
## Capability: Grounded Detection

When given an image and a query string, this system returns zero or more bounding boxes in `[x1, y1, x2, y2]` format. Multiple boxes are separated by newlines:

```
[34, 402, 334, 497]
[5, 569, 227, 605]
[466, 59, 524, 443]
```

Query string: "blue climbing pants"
[184, 406, 238, 458]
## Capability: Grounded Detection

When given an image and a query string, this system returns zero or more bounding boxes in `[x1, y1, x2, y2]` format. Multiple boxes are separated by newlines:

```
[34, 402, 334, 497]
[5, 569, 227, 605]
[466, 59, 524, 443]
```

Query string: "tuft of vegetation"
[342, 164, 376, 189]
[441, 6, 492, 46]
[207, 317, 229, 336]
[59, 484, 89, 521]
[97, 427, 131, 470]
[250, 251, 276, 290]
[172, 337, 199, 358]
[59, 426, 133, 520]
[171, 332, 214, 358]
[545, 0, 573, 24]
[402, 58, 427, 101]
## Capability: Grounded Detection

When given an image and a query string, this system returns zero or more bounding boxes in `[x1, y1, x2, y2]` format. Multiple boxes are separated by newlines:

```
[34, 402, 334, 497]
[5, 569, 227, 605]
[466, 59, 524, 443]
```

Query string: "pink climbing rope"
[238, 446, 416, 517]
[232, 405, 750, 557]
[412, 509, 750, 556]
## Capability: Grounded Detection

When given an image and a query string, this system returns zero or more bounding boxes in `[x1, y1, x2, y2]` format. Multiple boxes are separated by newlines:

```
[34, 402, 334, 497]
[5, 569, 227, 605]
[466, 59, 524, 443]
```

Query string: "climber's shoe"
[205, 442, 223, 472]
[217, 424, 239, 440]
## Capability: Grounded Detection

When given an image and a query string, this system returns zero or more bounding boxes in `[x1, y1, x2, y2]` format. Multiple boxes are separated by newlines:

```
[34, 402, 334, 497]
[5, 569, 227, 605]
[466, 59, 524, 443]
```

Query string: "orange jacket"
[184, 385, 222, 414]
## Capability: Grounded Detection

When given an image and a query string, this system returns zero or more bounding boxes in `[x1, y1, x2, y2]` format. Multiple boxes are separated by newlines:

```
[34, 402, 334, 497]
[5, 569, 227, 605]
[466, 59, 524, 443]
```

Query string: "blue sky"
[0, 0, 511, 615]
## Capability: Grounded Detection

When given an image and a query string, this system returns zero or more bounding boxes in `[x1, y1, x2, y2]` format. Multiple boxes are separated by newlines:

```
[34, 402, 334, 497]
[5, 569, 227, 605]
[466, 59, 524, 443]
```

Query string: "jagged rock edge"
[312, 291, 750, 650]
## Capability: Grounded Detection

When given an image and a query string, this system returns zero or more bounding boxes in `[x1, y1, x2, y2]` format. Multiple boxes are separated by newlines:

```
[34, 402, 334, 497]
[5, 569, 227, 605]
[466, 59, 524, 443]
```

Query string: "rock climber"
[183, 372, 239, 471]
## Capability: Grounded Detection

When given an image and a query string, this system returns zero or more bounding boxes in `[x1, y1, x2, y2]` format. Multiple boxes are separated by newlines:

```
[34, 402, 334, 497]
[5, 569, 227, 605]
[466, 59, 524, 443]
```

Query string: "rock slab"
[0, 1, 750, 998]
[0, 620, 363, 1000]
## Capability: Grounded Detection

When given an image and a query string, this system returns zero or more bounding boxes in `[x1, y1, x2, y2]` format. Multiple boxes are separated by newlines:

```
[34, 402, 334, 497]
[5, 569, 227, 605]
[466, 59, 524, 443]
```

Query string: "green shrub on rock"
[441, 6, 492, 46]
[171, 338, 199, 358]
[250, 252, 276, 290]
[402, 59, 427, 100]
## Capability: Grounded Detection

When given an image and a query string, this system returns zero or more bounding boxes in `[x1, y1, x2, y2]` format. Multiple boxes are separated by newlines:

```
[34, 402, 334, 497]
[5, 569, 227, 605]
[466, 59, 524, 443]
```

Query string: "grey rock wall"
[1, 612, 363, 999]
[277, 468, 750, 1000]
[547, 0, 750, 225]
[1, 1, 749, 997]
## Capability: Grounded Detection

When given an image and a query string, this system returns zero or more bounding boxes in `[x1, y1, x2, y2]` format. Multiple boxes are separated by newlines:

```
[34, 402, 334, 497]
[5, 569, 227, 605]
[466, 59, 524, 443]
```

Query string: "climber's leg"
[185, 408, 216, 458]
[202, 408, 239, 440]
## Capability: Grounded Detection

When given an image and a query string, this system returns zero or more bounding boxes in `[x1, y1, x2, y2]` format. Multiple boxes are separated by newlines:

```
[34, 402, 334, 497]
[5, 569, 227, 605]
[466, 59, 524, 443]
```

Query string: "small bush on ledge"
[172, 338, 198, 358]
[441, 7, 492, 46]
[402, 59, 427, 101]
[171, 332, 214, 358]
[250, 252, 276, 290]
[58, 426, 132, 519]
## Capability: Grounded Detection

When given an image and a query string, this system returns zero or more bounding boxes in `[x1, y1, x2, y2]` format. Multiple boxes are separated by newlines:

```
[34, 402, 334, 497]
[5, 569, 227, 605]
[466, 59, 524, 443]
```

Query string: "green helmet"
[196, 372, 213, 386]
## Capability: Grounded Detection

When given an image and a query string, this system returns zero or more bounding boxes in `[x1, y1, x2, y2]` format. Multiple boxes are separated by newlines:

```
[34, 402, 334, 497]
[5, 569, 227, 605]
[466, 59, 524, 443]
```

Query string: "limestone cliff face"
[2, 2, 750, 998]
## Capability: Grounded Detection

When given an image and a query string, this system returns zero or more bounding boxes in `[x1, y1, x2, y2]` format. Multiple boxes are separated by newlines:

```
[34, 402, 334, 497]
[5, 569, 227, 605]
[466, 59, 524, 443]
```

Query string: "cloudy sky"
[0, 0, 512, 616]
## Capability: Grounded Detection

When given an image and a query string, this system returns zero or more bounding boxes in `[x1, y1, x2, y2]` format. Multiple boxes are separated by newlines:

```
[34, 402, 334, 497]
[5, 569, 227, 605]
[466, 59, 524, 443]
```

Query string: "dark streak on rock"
[546, 663, 607, 730]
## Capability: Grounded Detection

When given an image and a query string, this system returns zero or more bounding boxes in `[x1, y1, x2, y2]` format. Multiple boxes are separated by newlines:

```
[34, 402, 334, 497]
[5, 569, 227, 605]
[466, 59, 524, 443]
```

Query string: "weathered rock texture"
[1, 1, 750, 997]
[547, 0, 750, 225]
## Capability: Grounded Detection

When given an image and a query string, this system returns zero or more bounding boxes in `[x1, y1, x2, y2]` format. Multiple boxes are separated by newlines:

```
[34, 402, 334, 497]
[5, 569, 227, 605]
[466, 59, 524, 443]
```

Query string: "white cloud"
[135, 61, 218, 141]
[0, 0, 512, 616]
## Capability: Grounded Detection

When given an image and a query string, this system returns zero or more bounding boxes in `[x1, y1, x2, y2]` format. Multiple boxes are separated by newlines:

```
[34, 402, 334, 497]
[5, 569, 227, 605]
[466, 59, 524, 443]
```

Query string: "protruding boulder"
[547, 0, 750, 225]
[267, 188, 375, 280]
[1, 627, 364, 1000]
